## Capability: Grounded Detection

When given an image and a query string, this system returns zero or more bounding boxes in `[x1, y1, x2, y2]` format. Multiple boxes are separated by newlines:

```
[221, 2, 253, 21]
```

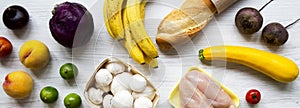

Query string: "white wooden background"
[0, 0, 300, 108]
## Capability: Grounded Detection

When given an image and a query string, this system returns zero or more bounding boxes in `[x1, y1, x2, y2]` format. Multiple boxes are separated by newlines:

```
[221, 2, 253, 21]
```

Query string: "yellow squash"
[169, 67, 240, 108]
[199, 45, 299, 83]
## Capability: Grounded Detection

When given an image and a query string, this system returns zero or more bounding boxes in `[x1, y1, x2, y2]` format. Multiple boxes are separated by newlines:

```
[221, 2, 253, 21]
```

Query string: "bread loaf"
[156, 0, 237, 50]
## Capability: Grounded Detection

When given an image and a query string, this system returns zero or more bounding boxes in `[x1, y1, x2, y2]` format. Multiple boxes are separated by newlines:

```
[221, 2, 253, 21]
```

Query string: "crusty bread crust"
[156, 0, 216, 50]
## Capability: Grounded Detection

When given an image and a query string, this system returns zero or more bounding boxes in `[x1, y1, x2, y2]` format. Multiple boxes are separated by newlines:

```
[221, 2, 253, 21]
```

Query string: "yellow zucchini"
[198, 45, 299, 83]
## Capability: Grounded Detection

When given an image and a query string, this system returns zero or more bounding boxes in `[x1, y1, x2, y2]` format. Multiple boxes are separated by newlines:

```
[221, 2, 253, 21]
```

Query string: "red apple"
[0, 37, 13, 57]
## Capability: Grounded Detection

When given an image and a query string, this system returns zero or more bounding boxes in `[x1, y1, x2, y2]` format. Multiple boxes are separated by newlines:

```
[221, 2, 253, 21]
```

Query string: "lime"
[40, 86, 59, 103]
[60, 63, 78, 80]
[64, 93, 82, 108]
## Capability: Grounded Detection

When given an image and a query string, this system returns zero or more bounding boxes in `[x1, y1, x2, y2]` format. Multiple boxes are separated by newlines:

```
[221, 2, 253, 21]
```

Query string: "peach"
[2, 71, 34, 99]
[19, 40, 50, 69]
[0, 36, 13, 57]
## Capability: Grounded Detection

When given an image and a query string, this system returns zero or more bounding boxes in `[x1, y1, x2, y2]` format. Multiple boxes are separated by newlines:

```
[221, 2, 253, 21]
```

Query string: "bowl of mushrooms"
[84, 57, 159, 108]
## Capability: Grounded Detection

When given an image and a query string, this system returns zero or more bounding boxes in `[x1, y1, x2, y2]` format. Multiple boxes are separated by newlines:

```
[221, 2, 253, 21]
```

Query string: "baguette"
[156, 0, 216, 50]
[156, 0, 238, 51]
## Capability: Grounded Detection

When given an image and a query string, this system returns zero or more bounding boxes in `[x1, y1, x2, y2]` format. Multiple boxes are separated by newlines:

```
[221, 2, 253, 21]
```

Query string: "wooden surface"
[1, 0, 300, 107]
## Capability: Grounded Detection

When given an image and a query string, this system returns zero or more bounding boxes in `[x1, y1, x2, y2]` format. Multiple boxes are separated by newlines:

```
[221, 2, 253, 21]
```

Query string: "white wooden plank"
[0, 0, 300, 108]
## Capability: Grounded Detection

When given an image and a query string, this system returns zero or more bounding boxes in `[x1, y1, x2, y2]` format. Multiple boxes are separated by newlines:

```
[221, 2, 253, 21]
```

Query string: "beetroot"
[49, 2, 94, 48]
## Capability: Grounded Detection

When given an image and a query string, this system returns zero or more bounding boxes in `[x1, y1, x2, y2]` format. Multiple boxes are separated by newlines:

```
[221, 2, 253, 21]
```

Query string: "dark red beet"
[262, 23, 288, 46]
[235, 7, 263, 34]
[235, 0, 273, 34]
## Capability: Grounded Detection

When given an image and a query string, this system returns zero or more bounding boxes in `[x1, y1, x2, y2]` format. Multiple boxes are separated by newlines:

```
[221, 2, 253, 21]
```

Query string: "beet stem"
[258, 0, 274, 12]
[285, 18, 300, 29]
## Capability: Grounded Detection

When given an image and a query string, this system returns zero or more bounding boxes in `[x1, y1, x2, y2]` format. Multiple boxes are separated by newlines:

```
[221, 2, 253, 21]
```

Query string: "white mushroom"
[132, 86, 156, 100]
[130, 74, 147, 92]
[95, 69, 113, 87]
[111, 90, 133, 108]
[110, 72, 132, 95]
[87, 87, 104, 105]
[134, 96, 153, 108]
[103, 94, 113, 108]
[106, 62, 126, 75]
[95, 83, 110, 92]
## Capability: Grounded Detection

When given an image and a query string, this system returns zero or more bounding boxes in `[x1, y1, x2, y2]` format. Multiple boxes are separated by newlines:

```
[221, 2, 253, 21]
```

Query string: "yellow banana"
[140, 0, 146, 20]
[140, 1, 158, 68]
[140, 1, 159, 68]
[123, 7, 145, 64]
[144, 55, 158, 68]
[104, 0, 124, 40]
[103, 0, 113, 37]
[104, 0, 158, 67]
[126, 0, 159, 58]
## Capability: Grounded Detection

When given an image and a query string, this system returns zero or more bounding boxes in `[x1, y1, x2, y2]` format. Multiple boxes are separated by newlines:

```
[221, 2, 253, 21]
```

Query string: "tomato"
[245, 89, 261, 104]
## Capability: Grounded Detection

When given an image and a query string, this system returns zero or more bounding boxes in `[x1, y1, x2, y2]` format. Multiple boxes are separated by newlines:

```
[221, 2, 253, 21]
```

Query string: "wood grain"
[0, 0, 300, 108]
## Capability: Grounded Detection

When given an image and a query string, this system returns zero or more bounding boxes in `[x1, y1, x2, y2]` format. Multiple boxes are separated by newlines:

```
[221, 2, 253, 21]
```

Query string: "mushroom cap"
[95, 69, 113, 87]
[111, 90, 133, 108]
[105, 62, 126, 75]
[103, 94, 113, 108]
[87, 87, 104, 105]
[110, 72, 132, 95]
[134, 96, 153, 108]
[130, 74, 147, 92]
[132, 86, 156, 100]
[95, 83, 110, 92]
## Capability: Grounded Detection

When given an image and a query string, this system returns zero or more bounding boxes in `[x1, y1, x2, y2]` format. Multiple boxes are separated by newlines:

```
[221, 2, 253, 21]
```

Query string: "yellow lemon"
[2, 71, 34, 99]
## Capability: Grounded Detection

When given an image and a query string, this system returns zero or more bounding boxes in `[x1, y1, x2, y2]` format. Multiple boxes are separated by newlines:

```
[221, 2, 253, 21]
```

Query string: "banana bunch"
[104, 0, 159, 68]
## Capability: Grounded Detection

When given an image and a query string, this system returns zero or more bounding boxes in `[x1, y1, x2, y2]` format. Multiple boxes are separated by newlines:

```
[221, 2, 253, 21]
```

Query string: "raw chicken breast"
[179, 70, 235, 108]
[179, 76, 213, 108]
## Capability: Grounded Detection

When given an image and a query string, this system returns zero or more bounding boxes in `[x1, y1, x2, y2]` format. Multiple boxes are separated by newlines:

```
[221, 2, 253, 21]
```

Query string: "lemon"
[40, 86, 59, 103]
[64, 93, 82, 108]
[60, 63, 78, 80]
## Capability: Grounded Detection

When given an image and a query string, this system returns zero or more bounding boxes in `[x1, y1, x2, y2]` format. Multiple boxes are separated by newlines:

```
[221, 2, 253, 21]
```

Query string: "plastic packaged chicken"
[169, 67, 240, 108]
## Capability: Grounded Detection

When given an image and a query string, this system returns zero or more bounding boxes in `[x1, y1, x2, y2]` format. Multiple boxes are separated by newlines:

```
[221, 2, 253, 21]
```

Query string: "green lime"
[60, 63, 78, 80]
[64, 93, 82, 108]
[40, 86, 59, 103]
